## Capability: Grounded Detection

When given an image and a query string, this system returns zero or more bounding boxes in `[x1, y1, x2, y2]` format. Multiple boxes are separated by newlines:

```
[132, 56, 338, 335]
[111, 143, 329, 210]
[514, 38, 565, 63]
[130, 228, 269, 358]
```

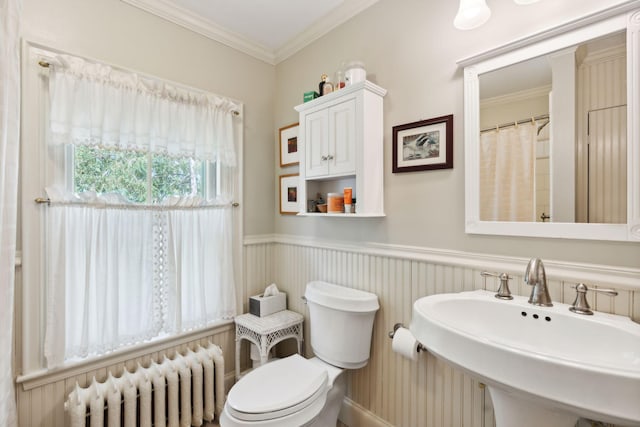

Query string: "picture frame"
[279, 173, 299, 215]
[279, 123, 299, 167]
[392, 114, 453, 173]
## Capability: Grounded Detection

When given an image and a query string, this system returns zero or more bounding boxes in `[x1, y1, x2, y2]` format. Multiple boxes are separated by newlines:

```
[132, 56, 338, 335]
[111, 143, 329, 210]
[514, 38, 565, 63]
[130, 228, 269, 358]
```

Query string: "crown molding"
[274, 0, 381, 64]
[122, 0, 276, 64]
[480, 84, 551, 108]
[121, 0, 380, 65]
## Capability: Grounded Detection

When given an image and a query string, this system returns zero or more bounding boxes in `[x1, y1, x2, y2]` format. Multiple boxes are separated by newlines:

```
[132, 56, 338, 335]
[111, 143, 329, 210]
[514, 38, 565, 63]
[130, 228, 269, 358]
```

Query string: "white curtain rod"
[480, 114, 549, 134]
[34, 197, 239, 210]
[36, 59, 241, 116]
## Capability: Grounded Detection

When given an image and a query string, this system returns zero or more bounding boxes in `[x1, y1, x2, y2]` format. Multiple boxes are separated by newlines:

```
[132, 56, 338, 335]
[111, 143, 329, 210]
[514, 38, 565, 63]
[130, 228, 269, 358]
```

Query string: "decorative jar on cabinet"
[295, 80, 387, 216]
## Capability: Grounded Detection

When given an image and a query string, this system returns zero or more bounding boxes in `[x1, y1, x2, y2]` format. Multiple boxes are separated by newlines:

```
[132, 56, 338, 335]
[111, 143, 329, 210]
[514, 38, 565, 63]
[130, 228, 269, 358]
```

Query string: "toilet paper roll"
[392, 327, 420, 361]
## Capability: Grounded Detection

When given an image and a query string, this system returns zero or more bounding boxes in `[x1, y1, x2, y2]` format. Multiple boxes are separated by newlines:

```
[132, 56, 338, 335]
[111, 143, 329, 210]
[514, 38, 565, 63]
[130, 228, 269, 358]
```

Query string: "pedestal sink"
[410, 290, 640, 427]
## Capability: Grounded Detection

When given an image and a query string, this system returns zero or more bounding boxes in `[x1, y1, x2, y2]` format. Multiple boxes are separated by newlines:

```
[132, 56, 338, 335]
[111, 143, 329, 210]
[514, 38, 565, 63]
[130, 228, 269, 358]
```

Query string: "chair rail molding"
[244, 234, 640, 290]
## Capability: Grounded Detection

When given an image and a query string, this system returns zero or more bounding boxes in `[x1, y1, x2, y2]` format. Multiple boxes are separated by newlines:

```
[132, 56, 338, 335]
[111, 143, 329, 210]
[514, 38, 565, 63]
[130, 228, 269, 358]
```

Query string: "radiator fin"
[65, 342, 224, 427]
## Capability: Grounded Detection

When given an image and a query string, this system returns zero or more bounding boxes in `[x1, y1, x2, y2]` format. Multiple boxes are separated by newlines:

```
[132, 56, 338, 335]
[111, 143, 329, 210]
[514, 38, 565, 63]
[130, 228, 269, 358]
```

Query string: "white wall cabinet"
[295, 80, 387, 216]
[305, 99, 356, 178]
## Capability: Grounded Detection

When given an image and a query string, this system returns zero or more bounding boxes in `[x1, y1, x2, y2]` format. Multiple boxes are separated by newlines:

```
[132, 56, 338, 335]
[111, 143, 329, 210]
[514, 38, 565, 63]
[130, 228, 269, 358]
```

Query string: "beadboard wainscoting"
[244, 234, 640, 427]
[15, 326, 236, 427]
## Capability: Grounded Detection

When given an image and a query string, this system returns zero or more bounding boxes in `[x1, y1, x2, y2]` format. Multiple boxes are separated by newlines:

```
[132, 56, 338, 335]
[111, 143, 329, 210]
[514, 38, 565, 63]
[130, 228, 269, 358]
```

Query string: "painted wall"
[21, 0, 277, 237]
[274, 0, 640, 268]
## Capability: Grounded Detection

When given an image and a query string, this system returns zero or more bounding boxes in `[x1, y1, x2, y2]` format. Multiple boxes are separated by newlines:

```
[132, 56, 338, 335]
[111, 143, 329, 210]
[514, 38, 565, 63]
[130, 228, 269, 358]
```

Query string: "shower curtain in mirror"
[479, 123, 536, 222]
[0, 0, 20, 425]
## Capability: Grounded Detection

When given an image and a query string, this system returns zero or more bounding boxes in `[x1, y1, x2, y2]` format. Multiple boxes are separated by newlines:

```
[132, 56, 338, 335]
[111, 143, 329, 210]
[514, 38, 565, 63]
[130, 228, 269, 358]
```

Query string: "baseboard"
[339, 397, 393, 427]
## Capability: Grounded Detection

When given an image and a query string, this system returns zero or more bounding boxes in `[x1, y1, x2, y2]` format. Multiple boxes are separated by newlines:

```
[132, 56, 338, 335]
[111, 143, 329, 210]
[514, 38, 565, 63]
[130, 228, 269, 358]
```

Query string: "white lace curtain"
[43, 54, 239, 368]
[48, 54, 238, 165]
[479, 123, 536, 222]
[0, 0, 20, 424]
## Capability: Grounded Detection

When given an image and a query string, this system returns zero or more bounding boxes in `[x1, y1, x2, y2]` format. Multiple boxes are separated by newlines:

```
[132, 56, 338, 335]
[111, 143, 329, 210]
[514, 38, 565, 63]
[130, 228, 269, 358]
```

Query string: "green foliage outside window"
[74, 146, 204, 204]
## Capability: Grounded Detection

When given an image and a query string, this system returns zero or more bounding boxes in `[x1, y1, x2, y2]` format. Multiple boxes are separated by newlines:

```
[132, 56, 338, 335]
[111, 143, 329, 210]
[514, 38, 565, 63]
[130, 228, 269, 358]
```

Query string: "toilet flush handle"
[301, 295, 307, 304]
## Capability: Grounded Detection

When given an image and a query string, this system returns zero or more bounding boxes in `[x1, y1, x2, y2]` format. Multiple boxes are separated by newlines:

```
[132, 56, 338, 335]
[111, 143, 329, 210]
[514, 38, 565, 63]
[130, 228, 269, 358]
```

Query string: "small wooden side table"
[234, 310, 304, 380]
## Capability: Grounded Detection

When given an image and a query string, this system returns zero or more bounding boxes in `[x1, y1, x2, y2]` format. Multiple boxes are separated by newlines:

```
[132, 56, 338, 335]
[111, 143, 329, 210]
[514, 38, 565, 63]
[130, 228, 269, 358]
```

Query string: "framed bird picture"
[392, 115, 453, 173]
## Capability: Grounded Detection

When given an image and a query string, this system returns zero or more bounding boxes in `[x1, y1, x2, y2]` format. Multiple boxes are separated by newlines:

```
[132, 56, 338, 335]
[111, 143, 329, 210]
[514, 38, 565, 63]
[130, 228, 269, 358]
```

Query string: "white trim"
[244, 234, 640, 290]
[457, 0, 640, 67]
[120, 0, 381, 65]
[274, 0, 381, 64]
[121, 0, 275, 64]
[480, 85, 551, 109]
[581, 44, 626, 65]
[628, 10, 640, 239]
[294, 80, 387, 113]
[339, 397, 393, 427]
[16, 321, 234, 391]
[461, 5, 640, 241]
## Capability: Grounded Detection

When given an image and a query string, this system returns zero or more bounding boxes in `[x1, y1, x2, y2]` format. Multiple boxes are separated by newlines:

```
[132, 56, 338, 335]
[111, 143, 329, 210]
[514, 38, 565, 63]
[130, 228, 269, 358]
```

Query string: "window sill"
[16, 319, 234, 391]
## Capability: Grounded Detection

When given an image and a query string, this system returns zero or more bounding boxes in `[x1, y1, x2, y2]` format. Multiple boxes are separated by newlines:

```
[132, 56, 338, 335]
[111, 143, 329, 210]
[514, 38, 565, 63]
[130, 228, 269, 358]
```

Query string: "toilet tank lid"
[305, 281, 380, 313]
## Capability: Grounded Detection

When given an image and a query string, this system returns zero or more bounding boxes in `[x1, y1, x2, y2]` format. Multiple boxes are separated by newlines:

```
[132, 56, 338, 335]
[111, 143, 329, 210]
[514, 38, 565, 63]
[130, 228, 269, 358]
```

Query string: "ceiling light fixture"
[454, 0, 540, 30]
[454, 0, 491, 30]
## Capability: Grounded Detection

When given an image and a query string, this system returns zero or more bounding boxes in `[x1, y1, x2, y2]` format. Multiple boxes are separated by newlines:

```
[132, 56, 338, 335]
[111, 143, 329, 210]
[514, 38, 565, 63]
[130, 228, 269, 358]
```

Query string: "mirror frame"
[459, 3, 640, 241]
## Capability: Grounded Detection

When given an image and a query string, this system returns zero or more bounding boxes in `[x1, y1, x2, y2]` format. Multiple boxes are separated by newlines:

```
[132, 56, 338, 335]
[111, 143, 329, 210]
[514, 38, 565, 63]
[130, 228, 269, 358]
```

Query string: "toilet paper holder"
[388, 323, 426, 352]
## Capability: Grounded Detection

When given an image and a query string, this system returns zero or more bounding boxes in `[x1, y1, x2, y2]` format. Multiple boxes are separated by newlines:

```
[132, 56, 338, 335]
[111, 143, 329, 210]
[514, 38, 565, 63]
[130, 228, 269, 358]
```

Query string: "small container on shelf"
[343, 187, 353, 213]
[345, 61, 366, 85]
[304, 91, 319, 103]
[334, 70, 346, 90]
[322, 77, 334, 95]
[327, 192, 344, 213]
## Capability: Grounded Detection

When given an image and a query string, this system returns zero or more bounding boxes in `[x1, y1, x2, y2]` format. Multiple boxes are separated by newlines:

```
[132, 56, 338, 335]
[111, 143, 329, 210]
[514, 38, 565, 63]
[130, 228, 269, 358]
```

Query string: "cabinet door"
[328, 99, 356, 176]
[305, 108, 329, 178]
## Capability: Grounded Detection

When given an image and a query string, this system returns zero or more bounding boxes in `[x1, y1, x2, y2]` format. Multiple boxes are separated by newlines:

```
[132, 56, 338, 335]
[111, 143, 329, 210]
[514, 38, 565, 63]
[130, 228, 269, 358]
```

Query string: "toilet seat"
[225, 354, 328, 423]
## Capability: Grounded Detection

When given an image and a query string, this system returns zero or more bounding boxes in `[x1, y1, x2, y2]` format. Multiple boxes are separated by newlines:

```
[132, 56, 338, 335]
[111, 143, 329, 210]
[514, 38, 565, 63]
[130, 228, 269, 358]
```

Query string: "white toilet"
[220, 281, 380, 427]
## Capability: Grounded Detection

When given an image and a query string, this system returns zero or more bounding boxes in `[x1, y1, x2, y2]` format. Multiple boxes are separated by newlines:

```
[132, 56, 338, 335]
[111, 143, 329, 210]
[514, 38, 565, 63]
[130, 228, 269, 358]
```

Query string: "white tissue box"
[249, 292, 286, 317]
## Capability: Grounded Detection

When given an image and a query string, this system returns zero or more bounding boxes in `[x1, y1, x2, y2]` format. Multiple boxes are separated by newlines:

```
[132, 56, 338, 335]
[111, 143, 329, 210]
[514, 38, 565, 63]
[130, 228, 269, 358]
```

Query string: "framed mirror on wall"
[459, 2, 640, 241]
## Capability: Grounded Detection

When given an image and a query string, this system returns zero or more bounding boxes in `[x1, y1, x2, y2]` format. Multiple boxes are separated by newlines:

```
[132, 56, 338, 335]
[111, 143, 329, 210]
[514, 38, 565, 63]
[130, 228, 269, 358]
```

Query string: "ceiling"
[122, 0, 380, 65]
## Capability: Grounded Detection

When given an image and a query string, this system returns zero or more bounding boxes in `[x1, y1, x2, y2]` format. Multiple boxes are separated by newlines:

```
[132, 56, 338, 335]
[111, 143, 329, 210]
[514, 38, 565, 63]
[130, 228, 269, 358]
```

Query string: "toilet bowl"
[220, 355, 344, 427]
[221, 281, 379, 427]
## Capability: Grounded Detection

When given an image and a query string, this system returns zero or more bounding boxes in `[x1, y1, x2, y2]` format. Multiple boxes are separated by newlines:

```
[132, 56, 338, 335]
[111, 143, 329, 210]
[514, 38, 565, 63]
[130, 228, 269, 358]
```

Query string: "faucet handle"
[480, 271, 514, 300]
[569, 283, 618, 315]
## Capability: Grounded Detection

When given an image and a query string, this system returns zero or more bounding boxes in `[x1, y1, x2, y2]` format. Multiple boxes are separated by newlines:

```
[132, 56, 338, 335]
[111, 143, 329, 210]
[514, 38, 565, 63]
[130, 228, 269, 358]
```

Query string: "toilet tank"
[304, 281, 379, 369]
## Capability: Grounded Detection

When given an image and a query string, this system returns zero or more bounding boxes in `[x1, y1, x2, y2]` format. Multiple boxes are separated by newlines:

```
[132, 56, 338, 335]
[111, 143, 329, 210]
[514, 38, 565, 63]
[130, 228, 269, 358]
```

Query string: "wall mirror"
[459, 3, 640, 241]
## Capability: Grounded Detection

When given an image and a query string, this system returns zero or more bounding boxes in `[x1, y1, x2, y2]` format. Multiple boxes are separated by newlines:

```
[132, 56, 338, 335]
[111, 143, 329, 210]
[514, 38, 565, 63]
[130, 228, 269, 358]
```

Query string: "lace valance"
[48, 54, 239, 166]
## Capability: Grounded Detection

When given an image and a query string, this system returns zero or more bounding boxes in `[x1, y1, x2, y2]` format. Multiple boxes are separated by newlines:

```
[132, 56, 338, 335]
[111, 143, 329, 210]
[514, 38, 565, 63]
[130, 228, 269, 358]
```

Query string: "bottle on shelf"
[334, 69, 345, 90]
[319, 74, 328, 96]
[322, 77, 334, 95]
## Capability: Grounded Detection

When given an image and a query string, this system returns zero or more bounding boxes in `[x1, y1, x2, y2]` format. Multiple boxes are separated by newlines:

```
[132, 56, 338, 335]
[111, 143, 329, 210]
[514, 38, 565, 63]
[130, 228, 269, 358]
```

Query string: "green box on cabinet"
[303, 91, 319, 103]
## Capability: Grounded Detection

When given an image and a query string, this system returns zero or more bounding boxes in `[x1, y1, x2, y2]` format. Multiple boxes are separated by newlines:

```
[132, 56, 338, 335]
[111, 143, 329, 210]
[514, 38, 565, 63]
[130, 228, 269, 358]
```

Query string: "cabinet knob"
[327, 155, 334, 160]
[321, 155, 328, 161]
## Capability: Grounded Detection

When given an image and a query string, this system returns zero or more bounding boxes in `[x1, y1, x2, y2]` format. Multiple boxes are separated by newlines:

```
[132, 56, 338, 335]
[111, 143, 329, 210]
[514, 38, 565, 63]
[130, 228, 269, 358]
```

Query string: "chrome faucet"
[480, 271, 513, 300]
[524, 258, 553, 307]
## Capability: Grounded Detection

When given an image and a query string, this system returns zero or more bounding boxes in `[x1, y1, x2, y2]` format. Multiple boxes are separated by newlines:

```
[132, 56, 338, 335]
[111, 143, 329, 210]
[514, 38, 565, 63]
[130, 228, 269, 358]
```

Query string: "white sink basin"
[410, 290, 640, 426]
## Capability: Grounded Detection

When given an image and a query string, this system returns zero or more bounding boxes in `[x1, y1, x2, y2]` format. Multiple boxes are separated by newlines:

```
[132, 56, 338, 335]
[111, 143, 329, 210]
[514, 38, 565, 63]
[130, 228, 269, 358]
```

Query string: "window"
[72, 146, 209, 203]
[21, 47, 241, 371]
